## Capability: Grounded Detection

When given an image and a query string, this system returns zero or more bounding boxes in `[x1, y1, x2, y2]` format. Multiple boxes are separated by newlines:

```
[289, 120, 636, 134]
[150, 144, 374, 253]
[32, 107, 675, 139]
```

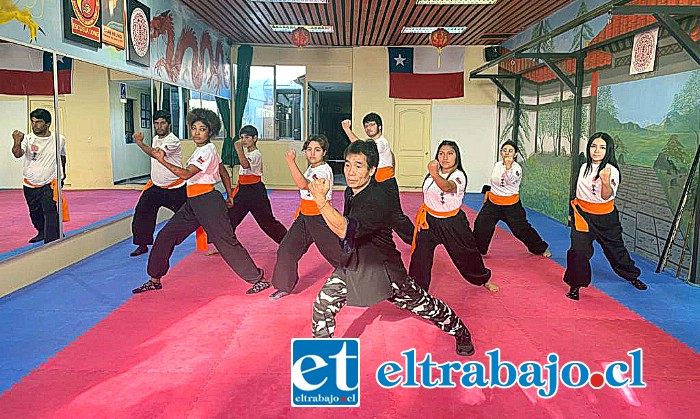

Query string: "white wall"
[432, 105, 498, 193]
[0, 97, 29, 188]
[109, 82, 151, 183]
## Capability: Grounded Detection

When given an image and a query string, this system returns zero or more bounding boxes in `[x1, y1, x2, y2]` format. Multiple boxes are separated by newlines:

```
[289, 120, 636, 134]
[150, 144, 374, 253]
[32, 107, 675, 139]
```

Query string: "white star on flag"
[394, 54, 406, 66]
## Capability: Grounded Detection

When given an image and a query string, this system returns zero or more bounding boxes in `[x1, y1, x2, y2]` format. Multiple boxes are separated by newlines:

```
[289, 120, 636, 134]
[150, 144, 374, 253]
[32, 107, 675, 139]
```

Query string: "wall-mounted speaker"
[484, 46, 502, 62]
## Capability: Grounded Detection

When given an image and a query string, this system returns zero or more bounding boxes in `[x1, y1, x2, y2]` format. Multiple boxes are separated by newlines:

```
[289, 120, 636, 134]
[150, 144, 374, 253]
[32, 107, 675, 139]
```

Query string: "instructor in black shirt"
[307, 140, 475, 356]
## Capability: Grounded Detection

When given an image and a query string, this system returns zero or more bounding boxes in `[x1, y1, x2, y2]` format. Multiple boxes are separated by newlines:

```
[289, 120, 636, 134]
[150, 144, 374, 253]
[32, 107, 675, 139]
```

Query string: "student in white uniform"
[564, 132, 646, 301]
[341, 112, 414, 244]
[132, 108, 268, 294]
[11, 108, 67, 244]
[408, 141, 495, 292]
[225, 125, 287, 247]
[129, 110, 187, 257]
[268, 135, 343, 300]
[473, 140, 550, 257]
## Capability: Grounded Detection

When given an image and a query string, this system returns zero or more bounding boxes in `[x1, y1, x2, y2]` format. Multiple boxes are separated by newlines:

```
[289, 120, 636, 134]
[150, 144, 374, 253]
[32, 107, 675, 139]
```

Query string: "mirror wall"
[0, 39, 232, 262]
[0, 41, 61, 258]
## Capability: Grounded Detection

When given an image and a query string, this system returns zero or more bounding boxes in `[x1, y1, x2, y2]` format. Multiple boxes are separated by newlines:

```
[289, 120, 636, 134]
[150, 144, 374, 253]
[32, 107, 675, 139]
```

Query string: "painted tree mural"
[530, 18, 554, 54]
[500, 106, 531, 157]
[569, 1, 595, 52]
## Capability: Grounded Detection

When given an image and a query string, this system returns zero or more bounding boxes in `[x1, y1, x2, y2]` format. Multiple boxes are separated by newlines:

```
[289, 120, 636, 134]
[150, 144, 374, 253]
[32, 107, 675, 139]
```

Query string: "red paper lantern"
[291, 27, 311, 49]
[430, 28, 451, 67]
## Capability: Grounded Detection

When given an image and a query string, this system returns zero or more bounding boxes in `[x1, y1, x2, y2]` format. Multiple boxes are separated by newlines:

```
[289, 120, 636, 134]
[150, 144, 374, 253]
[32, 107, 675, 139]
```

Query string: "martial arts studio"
[0, 0, 699, 417]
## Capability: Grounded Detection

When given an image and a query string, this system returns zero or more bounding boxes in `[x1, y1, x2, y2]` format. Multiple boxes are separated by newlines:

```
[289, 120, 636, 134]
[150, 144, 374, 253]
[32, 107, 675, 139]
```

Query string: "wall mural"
[150, 5, 230, 94]
[597, 70, 700, 271]
[0, 0, 231, 98]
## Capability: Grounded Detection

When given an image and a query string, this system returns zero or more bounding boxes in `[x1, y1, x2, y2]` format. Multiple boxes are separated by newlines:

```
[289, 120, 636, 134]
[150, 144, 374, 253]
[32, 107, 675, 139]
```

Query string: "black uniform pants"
[271, 214, 342, 293]
[148, 190, 263, 283]
[473, 200, 548, 255]
[23, 184, 59, 243]
[132, 185, 187, 246]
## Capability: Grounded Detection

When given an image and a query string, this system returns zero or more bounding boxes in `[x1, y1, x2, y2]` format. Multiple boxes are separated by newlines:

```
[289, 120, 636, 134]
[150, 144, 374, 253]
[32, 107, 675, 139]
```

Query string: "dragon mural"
[150, 10, 229, 94]
[0, 0, 45, 42]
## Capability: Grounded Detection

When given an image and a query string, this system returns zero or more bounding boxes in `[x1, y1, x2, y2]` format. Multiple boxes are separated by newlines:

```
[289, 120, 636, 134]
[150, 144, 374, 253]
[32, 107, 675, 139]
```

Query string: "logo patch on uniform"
[197, 156, 205, 164]
[516, 171, 520, 176]
[456, 178, 462, 184]
[312, 174, 319, 180]
[611, 179, 616, 186]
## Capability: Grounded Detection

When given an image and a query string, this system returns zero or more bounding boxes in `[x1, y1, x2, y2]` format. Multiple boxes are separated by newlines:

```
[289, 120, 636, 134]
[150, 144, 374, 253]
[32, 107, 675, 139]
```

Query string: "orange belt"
[231, 174, 262, 199]
[24, 178, 70, 222]
[142, 178, 185, 192]
[484, 191, 520, 206]
[375, 166, 394, 183]
[411, 202, 460, 254]
[141, 178, 185, 198]
[186, 183, 214, 198]
[571, 198, 615, 232]
[295, 198, 322, 218]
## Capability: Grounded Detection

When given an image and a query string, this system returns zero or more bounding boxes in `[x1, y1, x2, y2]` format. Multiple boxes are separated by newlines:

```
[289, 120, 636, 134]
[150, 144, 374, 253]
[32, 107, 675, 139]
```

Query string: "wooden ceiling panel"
[177, 0, 576, 47]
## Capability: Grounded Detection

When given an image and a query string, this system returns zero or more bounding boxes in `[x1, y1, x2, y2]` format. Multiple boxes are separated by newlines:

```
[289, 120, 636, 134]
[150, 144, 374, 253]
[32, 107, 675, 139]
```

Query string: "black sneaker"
[629, 278, 648, 290]
[246, 280, 271, 294]
[29, 233, 44, 243]
[566, 286, 580, 301]
[132, 280, 162, 294]
[455, 331, 475, 356]
[130, 245, 148, 257]
[269, 290, 289, 300]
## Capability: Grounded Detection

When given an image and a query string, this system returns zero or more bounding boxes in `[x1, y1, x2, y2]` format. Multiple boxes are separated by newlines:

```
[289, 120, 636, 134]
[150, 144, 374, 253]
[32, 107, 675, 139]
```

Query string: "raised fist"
[341, 119, 352, 130]
[285, 149, 296, 162]
[12, 130, 25, 143]
[133, 132, 144, 143]
[428, 159, 440, 173]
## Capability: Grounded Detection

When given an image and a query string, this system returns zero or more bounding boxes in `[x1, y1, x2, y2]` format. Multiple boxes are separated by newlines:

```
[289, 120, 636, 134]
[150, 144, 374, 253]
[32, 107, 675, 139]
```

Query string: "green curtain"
[216, 96, 232, 161]
[221, 44, 253, 166]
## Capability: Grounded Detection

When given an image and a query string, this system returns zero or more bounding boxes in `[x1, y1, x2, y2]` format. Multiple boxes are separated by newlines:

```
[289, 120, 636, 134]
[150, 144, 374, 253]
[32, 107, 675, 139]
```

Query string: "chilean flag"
[389, 46, 464, 99]
[0, 44, 72, 96]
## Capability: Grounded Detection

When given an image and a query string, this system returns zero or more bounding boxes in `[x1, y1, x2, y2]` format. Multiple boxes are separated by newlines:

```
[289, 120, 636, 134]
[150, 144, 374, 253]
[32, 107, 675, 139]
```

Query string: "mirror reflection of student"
[129, 110, 187, 257]
[11, 108, 67, 244]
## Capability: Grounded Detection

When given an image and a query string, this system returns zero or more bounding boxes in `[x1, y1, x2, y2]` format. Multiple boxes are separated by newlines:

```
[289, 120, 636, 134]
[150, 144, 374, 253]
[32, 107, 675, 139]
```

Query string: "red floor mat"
[0, 191, 698, 418]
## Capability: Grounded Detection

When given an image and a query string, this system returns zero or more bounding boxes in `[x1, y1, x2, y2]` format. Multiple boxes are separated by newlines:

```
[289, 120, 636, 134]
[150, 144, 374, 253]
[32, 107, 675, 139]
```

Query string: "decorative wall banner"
[150, 8, 232, 94]
[126, 0, 150, 67]
[630, 27, 659, 75]
[102, 0, 125, 49]
[63, 0, 102, 48]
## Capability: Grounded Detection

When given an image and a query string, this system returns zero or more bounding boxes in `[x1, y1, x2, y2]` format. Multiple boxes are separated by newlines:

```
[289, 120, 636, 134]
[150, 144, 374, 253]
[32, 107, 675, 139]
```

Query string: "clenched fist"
[428, 159, 440, 174]
[599, 166, 611, 185]
[341, 119, 352, 130]
[133, 132, 144, 143]
[504, 155, 514, 170]
[151, 147, 165, 161]
[285, 149, 296, 163]
[12, 130, 25, 144]
[308, 178, 330, 207]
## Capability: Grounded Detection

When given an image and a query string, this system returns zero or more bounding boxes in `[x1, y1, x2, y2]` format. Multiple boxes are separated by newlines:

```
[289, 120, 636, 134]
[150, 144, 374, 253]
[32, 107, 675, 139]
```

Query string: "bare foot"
[483, 282, 499, 292]
[542, 248, 552, 258]
[205, 245, 219, 256]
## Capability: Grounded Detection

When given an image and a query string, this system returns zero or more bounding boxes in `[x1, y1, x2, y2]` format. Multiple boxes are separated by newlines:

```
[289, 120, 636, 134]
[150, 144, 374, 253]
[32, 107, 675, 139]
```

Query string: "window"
[124, 99, 135, 144]
[243, 65, 305, 140]
[140, 93, 151, 129]
[160, 84, 181, 137]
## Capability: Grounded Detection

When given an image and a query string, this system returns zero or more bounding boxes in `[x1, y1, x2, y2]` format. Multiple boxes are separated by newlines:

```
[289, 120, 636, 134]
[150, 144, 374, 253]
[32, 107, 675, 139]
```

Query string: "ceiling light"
[253, 0, 328, 4]
[401, 26, 466, 34]
[416, 0, 498, 4]
[270, 25, 334, 33]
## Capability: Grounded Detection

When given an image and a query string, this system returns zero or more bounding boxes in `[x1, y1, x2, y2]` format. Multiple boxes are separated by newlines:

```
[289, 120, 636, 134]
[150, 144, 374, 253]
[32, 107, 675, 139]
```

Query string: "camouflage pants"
[311, 274, 469, 339]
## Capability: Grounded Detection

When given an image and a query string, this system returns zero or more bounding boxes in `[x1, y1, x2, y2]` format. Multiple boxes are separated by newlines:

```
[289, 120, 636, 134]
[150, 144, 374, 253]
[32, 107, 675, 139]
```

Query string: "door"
[393, 103, 431, 188]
